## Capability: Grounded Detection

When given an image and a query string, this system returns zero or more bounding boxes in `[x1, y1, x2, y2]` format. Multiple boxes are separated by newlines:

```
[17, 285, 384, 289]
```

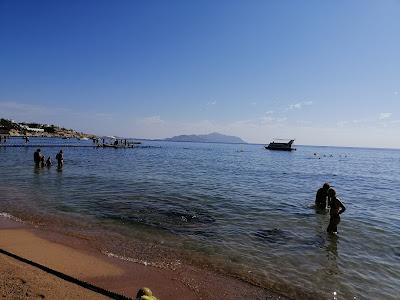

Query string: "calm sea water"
[1, 138, 399, 299]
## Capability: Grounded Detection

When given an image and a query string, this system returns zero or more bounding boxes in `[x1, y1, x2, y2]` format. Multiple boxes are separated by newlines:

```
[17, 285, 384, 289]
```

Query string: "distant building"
[30, 128, 45, 132]
[20, 125, 45, 133]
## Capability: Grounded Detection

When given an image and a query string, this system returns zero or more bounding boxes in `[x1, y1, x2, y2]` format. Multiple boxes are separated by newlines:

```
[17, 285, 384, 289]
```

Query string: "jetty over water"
[0, 136, 141, 149]
[0, 144, 97, 148]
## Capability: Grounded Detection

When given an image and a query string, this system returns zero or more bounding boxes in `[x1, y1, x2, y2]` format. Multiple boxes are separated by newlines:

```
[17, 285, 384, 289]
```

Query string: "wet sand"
[0, 217, 287, 300]
[0, 255, 107, 300]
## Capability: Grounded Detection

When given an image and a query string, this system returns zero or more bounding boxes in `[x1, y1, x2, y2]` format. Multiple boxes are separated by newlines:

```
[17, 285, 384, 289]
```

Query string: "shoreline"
[0, 215, 286, 300]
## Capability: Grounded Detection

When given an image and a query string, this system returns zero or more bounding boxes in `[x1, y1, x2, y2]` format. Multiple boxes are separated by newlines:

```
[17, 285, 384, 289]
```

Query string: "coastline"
[0, 215, 286, 300]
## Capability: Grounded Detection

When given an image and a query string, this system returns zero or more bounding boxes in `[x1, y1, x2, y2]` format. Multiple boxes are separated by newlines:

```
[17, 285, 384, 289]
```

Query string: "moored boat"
[265, 139, 296, 151]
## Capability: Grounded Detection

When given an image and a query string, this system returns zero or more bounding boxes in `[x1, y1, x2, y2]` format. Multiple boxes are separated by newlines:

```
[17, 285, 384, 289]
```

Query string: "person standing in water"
[40, 156, 45, 168]
[56, 150, 64, 168]
[327, 188, 346, 234]
[34, 149, 43, 166]
[315, 183, 330, 209]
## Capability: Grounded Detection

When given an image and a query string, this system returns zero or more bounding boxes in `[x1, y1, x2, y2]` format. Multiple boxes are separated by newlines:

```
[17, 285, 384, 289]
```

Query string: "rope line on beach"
[0, 248, 132, 300]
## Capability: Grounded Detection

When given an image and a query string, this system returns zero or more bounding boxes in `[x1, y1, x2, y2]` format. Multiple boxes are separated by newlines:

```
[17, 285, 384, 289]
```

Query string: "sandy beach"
[0, 254, 107, 300]
[0, 216, 286, 300]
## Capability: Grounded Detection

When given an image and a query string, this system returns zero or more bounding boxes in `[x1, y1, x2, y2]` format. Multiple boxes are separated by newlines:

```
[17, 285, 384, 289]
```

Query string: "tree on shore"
[0, 118, 18, 130]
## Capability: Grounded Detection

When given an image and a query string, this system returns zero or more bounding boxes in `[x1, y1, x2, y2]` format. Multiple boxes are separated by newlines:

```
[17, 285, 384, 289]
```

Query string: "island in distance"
[164, 132, 247, 144]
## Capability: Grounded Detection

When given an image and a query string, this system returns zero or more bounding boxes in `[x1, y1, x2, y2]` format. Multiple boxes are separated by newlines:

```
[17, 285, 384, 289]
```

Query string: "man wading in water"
[56, 150, 64, 168]
[33, 149, 43, 167]
[327, 188, 346, 234]
[315, 183, 330, 209]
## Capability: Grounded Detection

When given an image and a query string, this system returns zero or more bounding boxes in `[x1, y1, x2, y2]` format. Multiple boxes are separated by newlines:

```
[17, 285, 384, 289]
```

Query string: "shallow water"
[1, 138, 399, 299]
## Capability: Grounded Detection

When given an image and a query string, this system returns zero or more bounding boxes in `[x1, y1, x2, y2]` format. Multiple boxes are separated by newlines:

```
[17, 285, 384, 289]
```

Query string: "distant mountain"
[165, 132, 246, 144]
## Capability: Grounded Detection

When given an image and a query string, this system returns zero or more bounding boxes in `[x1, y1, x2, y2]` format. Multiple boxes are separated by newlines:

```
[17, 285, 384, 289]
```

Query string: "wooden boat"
[265, 139, 296, 151]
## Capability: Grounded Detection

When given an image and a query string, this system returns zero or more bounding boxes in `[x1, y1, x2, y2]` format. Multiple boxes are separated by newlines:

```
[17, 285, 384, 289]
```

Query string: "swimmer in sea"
[46, 156, 52, 167]
[34, 148, 43, 166]
[327, 188, 346, 234]
[56, 150, 64, 168]
[315, 183, 330, 209]
[40, 156, 45, 168]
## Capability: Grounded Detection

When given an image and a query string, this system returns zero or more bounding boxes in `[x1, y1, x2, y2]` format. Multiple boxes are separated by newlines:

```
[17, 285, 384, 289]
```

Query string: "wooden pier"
[0, 144, 97, 148]
[0, 144, 144, 149]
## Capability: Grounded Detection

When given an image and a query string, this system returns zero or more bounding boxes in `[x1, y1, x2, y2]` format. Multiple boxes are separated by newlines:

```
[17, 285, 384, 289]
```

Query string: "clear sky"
[1, 0, 399, 147]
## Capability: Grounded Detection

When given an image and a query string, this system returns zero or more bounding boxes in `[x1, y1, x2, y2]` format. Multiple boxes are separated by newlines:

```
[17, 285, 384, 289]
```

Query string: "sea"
[0, 137, 399, 299]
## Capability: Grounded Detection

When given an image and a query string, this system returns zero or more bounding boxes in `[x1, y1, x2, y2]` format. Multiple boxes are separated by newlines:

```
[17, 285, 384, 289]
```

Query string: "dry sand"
[0, 217, 287, 300]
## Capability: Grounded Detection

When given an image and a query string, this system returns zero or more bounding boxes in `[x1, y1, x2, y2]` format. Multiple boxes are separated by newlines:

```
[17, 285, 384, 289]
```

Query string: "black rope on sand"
[0, 248, 132, 300]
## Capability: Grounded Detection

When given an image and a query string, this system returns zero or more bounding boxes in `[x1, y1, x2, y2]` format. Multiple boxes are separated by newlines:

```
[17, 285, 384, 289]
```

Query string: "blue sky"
[1, 0, 399, 147]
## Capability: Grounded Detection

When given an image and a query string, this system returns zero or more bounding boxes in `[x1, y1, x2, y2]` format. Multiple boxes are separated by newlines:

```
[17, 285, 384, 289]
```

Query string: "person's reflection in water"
[324, 234, 342, 298]
[33, 165, 41, 174]
[326, 233, 339, 259]
[313, 211, 341, 296]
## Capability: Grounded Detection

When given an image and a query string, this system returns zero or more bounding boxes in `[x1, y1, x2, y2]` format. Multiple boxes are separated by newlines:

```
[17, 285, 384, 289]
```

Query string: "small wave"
[101, 251, 181, 270]
[0, 212, 24, 223]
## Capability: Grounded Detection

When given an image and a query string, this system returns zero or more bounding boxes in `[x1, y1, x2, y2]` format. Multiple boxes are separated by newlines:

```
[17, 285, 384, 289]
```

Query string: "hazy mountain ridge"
[165, 132, 246, 144]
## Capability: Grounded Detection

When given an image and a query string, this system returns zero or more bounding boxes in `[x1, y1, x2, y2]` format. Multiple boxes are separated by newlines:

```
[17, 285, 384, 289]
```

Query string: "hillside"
[165, 132, 246, 144]
[0, 118, 96, 138]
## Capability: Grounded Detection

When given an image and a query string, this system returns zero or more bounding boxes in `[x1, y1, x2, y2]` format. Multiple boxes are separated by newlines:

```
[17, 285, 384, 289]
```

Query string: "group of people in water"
[33, 148, 64, 168]
[315, 183, 346, 234]
[0, 135, 30, 143]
